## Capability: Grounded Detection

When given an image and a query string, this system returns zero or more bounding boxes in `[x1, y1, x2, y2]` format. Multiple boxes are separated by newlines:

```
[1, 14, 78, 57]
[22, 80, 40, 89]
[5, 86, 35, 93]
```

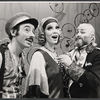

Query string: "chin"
[76, 40, 83, 47]
[53, 41, 58, 44]
[25, 44, 32, 48]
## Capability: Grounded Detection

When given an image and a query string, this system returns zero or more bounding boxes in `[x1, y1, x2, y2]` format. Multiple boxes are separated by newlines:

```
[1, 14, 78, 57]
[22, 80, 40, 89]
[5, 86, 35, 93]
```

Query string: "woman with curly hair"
[24, 17, 66, 98]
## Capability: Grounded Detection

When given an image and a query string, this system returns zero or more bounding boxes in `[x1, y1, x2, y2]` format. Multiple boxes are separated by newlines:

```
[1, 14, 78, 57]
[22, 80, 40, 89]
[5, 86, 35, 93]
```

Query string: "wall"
[0, 2, 100, 46]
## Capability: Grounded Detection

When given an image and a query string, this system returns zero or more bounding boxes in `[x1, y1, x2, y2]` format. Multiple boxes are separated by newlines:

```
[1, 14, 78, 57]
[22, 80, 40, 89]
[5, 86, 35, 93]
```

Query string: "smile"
[52, 35, 58, 39]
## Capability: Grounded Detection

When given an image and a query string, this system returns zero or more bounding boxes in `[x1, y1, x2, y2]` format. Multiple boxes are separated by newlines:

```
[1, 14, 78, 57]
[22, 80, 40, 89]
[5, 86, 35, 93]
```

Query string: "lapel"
[83, 50, 95, 68]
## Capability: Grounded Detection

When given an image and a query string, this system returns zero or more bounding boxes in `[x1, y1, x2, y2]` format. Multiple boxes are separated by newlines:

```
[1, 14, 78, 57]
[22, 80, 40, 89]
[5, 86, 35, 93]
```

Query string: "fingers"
[57, 54, 73, 66]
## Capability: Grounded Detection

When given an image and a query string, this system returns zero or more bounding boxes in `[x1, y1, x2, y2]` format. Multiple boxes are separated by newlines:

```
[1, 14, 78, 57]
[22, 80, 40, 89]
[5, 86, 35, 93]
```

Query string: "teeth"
[52, 35, 58, 38]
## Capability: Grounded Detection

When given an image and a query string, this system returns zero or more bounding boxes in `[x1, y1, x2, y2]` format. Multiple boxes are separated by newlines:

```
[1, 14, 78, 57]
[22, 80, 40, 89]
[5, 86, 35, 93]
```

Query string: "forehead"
[77, 24, 93, 31]
[46, 22, 58, 27]
[19, 23, 35, 29]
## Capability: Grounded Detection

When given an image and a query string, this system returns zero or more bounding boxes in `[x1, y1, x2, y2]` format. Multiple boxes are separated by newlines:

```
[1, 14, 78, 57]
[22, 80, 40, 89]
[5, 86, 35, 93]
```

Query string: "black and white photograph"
[0, 1, 100, 98]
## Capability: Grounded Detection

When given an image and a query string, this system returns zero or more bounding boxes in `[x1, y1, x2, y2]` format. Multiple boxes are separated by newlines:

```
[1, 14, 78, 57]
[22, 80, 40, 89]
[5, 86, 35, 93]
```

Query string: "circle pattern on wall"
[62, 23, 76, 38]
[74, 13, 89, 27]
[89, 3, 99, 17]
[49, 3, 64, 13]
[60, 37, 75, 53]
[83, 9, 93, 20]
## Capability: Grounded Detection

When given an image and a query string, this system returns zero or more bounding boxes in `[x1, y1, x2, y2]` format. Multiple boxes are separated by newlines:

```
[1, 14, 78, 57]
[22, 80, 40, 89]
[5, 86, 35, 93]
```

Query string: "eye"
[24, 27, 30, 32]
[81, 31, 85, 34]
[56, 26, 60, 29]
[47, 26, 52, 30]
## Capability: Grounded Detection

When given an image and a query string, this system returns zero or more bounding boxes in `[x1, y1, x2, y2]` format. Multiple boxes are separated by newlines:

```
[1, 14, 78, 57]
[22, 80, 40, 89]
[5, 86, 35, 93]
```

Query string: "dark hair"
[38, 32, 46, 46]
[8, 24, 20, 40]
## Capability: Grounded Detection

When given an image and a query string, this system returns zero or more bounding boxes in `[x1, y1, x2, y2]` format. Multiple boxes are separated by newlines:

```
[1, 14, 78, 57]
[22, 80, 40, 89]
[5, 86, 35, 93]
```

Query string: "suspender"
[0, 45, 5, 98]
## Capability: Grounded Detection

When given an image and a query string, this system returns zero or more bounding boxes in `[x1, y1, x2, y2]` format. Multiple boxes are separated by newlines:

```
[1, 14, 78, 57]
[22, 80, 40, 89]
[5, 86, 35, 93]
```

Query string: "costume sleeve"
[66, 62, 85, 81]
[64, 49, 85, 81]
[78, 54, 100, 90]
[24, 51, 49, 98]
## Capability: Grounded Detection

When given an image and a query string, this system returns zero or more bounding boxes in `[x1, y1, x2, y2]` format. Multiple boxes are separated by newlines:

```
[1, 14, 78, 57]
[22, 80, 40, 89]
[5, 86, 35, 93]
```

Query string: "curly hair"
[38, 31, 46, 46]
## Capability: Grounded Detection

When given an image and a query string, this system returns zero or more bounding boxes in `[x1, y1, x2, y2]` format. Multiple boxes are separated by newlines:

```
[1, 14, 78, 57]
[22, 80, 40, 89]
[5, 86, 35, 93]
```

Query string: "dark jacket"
[70, 49, 100, 98]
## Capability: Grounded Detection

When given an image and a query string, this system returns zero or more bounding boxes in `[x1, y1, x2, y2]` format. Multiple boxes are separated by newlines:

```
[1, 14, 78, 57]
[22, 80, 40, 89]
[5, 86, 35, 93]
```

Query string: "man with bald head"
[58, 23, 100, 98]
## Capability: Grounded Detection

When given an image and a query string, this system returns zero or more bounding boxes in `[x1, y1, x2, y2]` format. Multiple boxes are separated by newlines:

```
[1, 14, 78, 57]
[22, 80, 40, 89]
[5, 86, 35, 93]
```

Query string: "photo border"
[0, 1, 100, 100]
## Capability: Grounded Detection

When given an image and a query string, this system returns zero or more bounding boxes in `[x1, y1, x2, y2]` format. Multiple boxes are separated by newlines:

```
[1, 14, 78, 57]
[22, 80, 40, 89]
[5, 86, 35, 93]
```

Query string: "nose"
[75, 33, 79, 39]
[29, 31, 35, 37]
[53, 28, 60, 34]
[76, 31, 81, 37]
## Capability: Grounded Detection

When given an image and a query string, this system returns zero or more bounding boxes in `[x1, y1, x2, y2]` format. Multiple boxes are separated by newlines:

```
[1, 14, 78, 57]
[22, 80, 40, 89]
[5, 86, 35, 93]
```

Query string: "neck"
[45, 43, 55, 53]
[8, 41, 23, 57]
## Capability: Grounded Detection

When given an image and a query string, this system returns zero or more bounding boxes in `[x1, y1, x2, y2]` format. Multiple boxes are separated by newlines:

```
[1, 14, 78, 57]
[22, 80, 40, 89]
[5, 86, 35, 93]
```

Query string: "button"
[79, 83, 83, 87]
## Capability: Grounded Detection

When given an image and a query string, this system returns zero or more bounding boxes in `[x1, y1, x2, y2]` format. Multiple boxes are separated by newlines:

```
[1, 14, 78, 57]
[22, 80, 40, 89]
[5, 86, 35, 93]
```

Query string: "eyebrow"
[47, 24, 59, 28]
[24, 25, 35, 30]
[77, 28, 85, 30]
[81, 29, 86, 31]
[24, 25, 30, 28]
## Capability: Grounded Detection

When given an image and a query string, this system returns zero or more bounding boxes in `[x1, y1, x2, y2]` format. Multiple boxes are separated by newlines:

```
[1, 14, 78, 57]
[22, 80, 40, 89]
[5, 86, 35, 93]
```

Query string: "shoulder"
[96, 47, 100, 52]
[88, 48, 100, 60]
[92, 48, 100, 55]
[32, 50, 45, 60]
[30, 50, 46, 66]
[33, 48, 48, 57]
[34, 50, 44, 56]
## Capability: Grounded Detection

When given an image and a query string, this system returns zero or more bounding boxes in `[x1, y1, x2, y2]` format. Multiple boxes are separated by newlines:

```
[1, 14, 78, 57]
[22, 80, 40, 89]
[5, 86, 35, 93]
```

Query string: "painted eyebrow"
[47, 24, 59, 28]
[46, 24, 52, 27]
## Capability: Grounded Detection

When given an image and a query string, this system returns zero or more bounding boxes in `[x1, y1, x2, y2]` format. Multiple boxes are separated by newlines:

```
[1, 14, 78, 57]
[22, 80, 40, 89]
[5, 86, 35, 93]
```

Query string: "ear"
[91, 34, 95, 42]
[10, 29, 17, 37]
